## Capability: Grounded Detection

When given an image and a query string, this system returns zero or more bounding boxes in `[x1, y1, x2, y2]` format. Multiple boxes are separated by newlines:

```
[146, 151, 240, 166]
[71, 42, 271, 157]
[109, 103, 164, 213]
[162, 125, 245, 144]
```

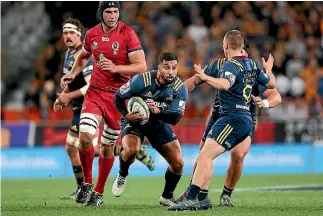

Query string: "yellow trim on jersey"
[173, 77, 183, 91]
[73, 49, 81, 59]
[251, 60, 258, 70]
[216, 124, 233, 144]
[143, 72, 151, 87]
[217, 58, 226, 70]
[229, 59, 243, 71]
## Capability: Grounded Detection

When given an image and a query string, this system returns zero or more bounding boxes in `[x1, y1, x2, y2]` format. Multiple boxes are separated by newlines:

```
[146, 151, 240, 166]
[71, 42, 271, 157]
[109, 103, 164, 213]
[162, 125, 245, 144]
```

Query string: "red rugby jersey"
[83, 21, 142, 92]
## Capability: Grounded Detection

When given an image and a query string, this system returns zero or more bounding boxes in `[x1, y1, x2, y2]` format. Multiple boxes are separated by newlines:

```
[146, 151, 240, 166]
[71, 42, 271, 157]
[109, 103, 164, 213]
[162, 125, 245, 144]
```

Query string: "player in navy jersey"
[54, 18, 154, 201]
[169, 30, 276, 211]
[113, 52, 188, 206]
[53, 18, 95, 200]
[175, 43, 281, 209]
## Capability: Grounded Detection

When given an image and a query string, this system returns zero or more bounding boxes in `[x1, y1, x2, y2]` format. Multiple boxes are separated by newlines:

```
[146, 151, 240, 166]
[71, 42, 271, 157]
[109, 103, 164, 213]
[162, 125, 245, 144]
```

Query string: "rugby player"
[60, 1, 147, 206]
[168, 30, 275, 211]
[113, 52, 188, 206]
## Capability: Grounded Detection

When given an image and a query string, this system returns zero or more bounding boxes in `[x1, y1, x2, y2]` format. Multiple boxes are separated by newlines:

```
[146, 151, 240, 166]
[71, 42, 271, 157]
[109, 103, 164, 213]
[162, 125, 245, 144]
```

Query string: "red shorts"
[82, 86, 121, 130]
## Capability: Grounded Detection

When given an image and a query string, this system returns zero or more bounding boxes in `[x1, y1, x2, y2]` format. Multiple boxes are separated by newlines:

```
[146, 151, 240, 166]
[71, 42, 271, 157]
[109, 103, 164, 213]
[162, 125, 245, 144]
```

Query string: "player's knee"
[79, 132, 94, 148]
[101, 125, 120, 146]
[170, 156, 184, 173]
[66, 133, 80, 148]
[125, 143, 140, 158]
[231, 150, 248, 162]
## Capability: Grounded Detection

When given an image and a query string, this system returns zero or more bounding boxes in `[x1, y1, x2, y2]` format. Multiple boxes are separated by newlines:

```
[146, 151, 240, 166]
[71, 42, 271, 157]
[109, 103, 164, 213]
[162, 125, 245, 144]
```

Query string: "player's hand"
[194, 64, 207, 81]
[252, 95, 265, 108]
[262, 53, 274, 72]
[57, 92, 71, 105]
[99, 58, 117, 73]
[146, 98, 160, 114]
[125, 110, 147, 123]
[60, 73, 75, 88]
[53, 98, 64, 112]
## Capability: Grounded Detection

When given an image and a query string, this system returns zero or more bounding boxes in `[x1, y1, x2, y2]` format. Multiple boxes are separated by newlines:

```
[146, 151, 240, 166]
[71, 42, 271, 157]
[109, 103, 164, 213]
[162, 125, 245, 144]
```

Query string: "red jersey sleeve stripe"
[128, 47, 142, 53]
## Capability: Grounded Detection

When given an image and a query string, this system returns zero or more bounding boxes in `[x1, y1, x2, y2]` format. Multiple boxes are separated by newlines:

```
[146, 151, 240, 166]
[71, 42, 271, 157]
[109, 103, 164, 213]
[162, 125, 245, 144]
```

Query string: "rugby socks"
[187, 184, 201, 200]
[72, 165, 84, 187]
[119, 154, 134, 177]
[94, 156, 114, 194]
[198, 189, 209, 201]
[221, 185, 234, 197]
[79, 146, 95, 184]
[162, 168, 182, 199]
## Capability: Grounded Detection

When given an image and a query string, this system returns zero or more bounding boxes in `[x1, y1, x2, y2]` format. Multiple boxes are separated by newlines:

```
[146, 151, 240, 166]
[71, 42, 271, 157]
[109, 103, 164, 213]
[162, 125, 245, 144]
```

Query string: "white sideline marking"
[211, 185, 323, 192]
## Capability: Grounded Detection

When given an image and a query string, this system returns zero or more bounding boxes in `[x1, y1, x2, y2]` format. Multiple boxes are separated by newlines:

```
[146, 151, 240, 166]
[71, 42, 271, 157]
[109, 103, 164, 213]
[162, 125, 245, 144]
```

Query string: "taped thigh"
[66, 133, 80, 148]
[79, 113, 99, 135]
[101, 123, 120, 146]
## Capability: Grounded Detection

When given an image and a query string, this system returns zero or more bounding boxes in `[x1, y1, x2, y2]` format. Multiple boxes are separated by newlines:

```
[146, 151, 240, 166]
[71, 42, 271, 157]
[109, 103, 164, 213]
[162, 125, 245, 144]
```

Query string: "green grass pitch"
[2, 174, 323, 216]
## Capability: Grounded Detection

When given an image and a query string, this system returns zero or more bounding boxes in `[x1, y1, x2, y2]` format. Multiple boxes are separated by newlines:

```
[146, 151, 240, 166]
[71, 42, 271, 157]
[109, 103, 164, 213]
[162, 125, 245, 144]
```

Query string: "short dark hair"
[224, 30, 244, 50]
[62, 17, 84, 33]
[158, 52, 178, 64]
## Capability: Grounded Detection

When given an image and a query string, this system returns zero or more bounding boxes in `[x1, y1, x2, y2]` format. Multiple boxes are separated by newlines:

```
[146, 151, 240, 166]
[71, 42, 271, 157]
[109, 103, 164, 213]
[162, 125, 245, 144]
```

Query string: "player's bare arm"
[261, 54, 276, 89]
[116, 50, 147, 75]
[194, 64, 230, 91]
[184, 75, 202, 92]
[60, 49, 92, 88]
[252, 88, 282, 108]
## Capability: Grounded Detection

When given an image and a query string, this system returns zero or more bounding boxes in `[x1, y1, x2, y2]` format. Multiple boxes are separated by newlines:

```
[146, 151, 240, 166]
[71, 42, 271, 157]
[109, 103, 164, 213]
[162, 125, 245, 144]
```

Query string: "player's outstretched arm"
[261, 54, 276, 89]
[115, 50, 147, 75]
[194, 64, 231, 91]
[60, 49, 92, 88]
[184, 75, 202, 92]
[262, 88, 282, 108]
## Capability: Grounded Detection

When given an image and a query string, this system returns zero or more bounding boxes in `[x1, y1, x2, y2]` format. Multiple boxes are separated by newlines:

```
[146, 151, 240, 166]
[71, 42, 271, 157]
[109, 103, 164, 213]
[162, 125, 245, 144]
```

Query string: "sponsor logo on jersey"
[91, 40, 98, 49]
[165, 94, 173, 102]
[101, 37, 109, 42]
[112, 41, 119, 55]
[143, 91, 152, 98]
[178, 100, 186, 112]
[236, 104, 250, 111]
[120, 82, 130, 94]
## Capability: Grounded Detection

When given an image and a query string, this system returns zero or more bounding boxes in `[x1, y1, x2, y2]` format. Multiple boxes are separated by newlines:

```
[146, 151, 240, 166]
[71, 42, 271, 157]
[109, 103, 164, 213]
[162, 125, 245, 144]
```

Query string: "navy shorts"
[206, 115, 253, 151]
[121, 120, 177, 149]
[201, 111, 221, 143]
[70, 113, 80, 134]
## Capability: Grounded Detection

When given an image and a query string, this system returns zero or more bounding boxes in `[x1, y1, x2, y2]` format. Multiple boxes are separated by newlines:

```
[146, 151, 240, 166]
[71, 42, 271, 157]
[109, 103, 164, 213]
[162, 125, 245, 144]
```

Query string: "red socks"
[94, 156, 114, 194]
[79, 146, 95, 184]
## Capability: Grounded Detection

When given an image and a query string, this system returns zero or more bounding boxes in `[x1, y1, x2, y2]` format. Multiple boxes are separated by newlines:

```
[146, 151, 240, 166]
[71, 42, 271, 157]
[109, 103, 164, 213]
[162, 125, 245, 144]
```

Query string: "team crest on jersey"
[120, 82, 130, 94]
[91, 40, 98, 49]
[112, 41, 119, 55]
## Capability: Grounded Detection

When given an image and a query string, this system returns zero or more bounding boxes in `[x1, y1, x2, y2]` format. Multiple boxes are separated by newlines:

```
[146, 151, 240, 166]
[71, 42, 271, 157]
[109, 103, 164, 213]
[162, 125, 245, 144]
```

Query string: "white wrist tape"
[263, 99, 270, 108]
[80, 84, 89, 95]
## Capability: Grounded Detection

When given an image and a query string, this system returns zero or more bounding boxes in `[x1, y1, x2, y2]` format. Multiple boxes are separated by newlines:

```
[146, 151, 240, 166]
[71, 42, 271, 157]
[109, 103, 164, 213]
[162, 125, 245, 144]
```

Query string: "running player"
[168, 30, 275, 211]
[112, 52, 188, 206]
[60, 1, 147, 206]
[175, 42, 281, 209]
[54, 17, 154, 201]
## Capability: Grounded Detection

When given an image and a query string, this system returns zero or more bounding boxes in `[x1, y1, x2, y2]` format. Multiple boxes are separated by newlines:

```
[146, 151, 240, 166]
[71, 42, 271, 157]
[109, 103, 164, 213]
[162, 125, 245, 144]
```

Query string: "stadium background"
[1, 2, 323, 215]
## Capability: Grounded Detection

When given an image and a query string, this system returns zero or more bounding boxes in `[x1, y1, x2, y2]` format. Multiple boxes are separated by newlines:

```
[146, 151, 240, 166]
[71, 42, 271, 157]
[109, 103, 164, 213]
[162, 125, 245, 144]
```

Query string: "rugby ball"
[127, 97, 150, 119]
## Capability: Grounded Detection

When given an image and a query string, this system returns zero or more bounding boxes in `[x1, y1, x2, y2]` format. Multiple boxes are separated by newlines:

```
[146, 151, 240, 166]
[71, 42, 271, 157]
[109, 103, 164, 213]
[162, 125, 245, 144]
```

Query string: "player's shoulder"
[172, 76, 185, 92]
[119, 21, 137, 34]
[227, 58, 244, 71]
[86, 24, 102, 36]
[215, 58, 227, 70]
[132, 70, 154, 88]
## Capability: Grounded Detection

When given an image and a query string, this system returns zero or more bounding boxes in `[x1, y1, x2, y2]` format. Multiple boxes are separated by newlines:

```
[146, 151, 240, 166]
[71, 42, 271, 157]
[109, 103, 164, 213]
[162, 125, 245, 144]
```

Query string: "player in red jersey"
[60, 1, 146, 206]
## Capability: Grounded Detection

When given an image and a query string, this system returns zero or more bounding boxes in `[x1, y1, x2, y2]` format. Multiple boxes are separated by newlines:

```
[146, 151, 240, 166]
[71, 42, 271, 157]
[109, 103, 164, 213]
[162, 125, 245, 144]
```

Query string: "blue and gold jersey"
[117, 70, 188, 122]
[63, 46, 93, 113]
[218, 57, 270, 117]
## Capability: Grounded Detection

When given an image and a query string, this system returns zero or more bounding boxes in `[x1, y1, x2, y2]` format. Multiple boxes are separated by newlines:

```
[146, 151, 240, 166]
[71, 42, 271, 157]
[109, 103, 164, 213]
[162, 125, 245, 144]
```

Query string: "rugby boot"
[159, 196, 176, 207]
[85, 191, 103, 207]
[136, 145, 155, 171]
[219, 194, 233, 207]
[112, 173, 128, 197]
[60, 187, 79, 200]
[168, 197, 200, 211]
[75, 182, 94, 204]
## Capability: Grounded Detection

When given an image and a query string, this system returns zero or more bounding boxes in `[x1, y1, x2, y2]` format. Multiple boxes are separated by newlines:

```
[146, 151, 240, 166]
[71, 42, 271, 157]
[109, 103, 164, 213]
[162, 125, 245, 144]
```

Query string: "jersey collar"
[232, 55, 247, 59]
[68, 44, 82, 54]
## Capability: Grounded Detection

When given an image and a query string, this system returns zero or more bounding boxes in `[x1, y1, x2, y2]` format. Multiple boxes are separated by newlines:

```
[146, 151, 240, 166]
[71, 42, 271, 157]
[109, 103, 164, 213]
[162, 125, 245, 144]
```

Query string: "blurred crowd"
[22, 2, 323, 121]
